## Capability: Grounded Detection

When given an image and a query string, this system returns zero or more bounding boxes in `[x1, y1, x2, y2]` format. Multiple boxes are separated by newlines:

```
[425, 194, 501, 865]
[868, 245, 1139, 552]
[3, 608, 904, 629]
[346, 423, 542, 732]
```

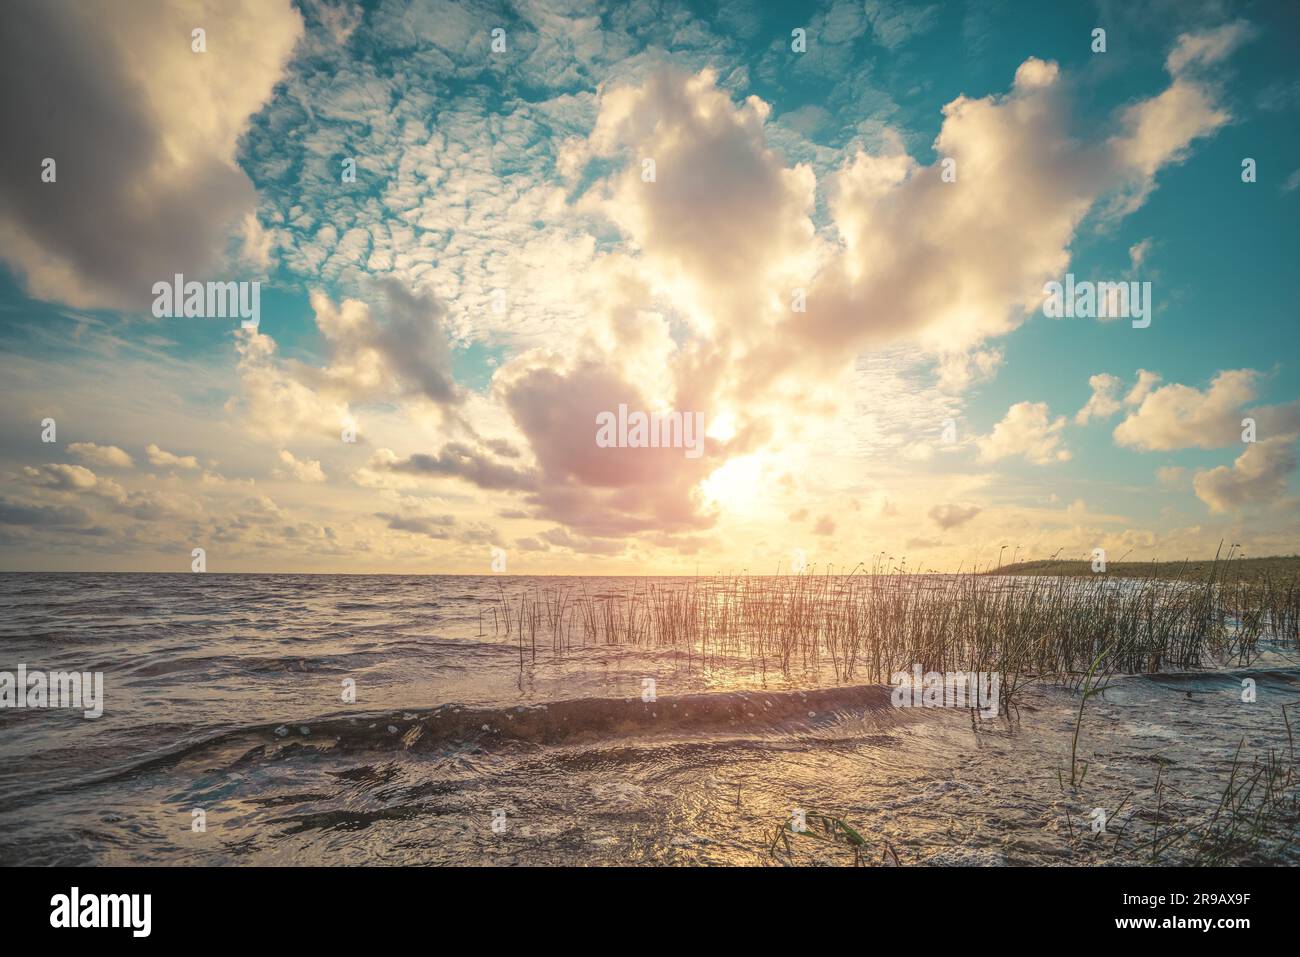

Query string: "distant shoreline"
[983, 556, 1300, 580]
[3, 557, 1300, 579]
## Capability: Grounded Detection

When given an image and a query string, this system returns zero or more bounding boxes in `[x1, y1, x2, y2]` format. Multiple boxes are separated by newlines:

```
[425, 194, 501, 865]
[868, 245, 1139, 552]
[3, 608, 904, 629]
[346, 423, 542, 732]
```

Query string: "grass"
[1060, 643, 1113, 789]
[486, 552, 1300, 700]
[1073, 706, 1300, 866]
[769, 809, 899, 866]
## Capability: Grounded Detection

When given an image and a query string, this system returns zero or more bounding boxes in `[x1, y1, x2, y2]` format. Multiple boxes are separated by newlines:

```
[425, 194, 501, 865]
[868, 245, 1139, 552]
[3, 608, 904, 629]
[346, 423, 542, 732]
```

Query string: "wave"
[0, 684, 899, 807]
[11, 668, 1297, 810]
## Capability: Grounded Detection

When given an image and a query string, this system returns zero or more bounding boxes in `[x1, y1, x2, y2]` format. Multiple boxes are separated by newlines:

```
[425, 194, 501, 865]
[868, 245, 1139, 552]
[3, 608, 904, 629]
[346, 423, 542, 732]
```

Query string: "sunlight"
[699, 453, 767, 513]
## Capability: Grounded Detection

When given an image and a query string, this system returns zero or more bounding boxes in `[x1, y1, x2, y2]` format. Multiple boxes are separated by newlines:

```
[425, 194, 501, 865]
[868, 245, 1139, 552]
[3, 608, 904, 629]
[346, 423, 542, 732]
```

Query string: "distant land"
[984, 556, 1300, 581]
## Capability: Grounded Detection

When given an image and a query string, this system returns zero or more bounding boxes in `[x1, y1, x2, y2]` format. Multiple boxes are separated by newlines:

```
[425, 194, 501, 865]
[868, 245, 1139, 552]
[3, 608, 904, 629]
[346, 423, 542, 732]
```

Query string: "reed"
[484, 554, 1300, 704]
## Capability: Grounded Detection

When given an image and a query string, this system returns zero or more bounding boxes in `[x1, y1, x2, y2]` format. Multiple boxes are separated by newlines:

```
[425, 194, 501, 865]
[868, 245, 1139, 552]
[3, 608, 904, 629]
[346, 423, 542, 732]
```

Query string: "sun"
[699, 453, 768, 514]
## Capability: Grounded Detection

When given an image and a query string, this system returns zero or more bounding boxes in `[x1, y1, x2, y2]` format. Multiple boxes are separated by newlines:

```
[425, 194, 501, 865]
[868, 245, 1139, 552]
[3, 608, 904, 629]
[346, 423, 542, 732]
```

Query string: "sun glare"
[700, 454, 766, 513]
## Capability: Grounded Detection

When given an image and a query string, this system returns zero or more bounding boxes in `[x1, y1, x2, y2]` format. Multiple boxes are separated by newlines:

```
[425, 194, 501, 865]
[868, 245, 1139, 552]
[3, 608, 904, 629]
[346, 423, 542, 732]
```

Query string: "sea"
[1, 572, 1297, 865]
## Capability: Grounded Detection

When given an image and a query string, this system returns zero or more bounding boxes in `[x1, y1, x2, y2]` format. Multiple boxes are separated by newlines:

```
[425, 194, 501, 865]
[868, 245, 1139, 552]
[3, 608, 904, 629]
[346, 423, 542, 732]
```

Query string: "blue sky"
[1, 0, 1298, 572]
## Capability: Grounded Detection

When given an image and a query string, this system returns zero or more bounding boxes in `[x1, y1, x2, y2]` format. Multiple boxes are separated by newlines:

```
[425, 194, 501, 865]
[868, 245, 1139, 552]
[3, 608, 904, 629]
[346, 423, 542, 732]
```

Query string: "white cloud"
[67, 442, 134, 469]
[1114, 370, 1257, 451]
[1125, 369, 1163, 406]
[23, 463, 99, 492]
[1076, 373, 1124, 425]
[1165, 21, 1254, 75]
[979, 402, 1070, 464]
[146, 444, 201, 470]
[1193, 436, 1296, 513]
[274, 450, 327, 483]
[936, 348, 1003, 393]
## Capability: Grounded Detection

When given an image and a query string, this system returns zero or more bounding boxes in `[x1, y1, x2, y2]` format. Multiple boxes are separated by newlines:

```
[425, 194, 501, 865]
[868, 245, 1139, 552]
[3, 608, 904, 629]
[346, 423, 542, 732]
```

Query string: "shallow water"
[1, 572, 1297, 865]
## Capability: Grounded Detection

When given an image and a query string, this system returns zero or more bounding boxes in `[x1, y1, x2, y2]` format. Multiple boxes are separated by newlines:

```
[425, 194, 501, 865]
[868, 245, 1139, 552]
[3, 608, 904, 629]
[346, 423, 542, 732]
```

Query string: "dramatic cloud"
[0, 6, 1288, 574]
[586, 68, 818, 355]
[758, 31, 1242, 378]
[0, 0, 303, 310]
[304, 282, 461, 408]
[495, 357, 718, 538]
[235, 282, 464, 444]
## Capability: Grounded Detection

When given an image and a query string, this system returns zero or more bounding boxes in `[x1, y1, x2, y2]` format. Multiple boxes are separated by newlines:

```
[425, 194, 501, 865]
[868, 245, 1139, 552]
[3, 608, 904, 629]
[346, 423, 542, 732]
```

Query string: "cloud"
[766, 32, 1242, 372]
[1114, 370, 1257, 451]
[249, 42, 1247, 559]
[979, 402, 1070, 464]
[145, 444, 200, 470]
[0, 0, 303, 310]
[863, 0, 939, 49]
[304, 281, 461, 408]
[23, 463, 99, 492]
[0, 10, 1281, 574]
[929, 503, 981, 530]
[376, 512, 456, 538]
[1075, 373, 1125, 425]
[586, 68, 817, 348]
[1129, 238, 1154, 271]
[273, 450, 326, 483]
[936, 348, 1003, 393]
[1164, 20, 1254, 74]
[537, 525, 626, 557]
[1193, 436, 1297, 513]
[494, 356, 718, 538]
[1105, 22, 1249, 214]
[234, 282, 463, 443]
[67, 442, 134, 469]
[234, 329, 354, 442]
[368, 444, 537, 492]
[1125, 369, 1163, 406]
[0, 497, 94, 529]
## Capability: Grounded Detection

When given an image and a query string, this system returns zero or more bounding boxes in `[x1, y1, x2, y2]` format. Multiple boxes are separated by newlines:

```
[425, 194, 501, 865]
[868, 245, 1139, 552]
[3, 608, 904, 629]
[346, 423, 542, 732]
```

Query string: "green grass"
[769, 809, 899, 866]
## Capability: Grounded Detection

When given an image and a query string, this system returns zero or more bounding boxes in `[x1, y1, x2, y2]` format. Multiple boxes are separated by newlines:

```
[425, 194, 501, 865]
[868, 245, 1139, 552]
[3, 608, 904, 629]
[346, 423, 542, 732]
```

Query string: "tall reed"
[485, 555, 1300, 694]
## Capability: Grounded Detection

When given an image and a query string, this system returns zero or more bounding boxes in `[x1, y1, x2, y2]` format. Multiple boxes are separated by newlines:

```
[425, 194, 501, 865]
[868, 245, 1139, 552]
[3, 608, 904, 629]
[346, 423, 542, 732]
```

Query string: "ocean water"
[1, 572, 1297, 866]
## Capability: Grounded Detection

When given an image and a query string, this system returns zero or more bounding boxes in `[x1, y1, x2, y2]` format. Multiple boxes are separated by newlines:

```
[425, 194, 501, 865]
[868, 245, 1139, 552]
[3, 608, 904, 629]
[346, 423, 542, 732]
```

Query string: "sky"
[0, 0, 1298, 574]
